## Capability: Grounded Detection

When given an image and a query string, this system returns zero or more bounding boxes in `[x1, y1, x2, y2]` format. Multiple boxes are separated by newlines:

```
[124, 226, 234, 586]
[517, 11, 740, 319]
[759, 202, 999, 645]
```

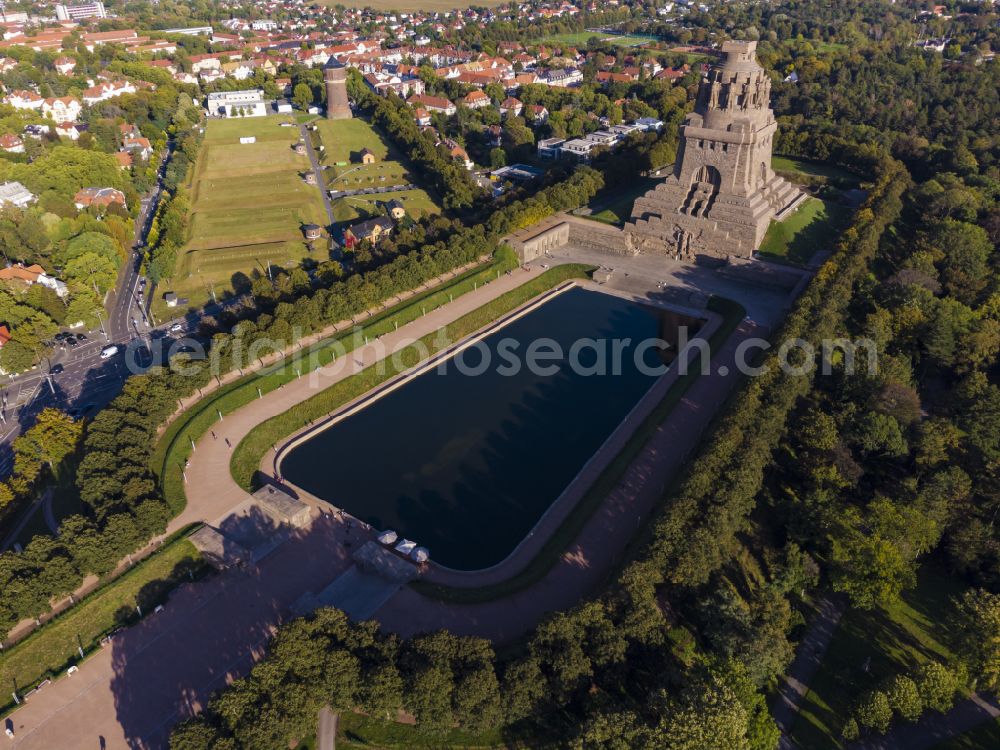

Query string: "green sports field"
[541, 32, 657, 48]
[165, 116, 329, 312]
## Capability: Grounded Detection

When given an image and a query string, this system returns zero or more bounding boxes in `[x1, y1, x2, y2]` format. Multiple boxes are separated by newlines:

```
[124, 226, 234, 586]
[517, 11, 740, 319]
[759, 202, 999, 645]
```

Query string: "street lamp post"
[95, 310, 109, 341]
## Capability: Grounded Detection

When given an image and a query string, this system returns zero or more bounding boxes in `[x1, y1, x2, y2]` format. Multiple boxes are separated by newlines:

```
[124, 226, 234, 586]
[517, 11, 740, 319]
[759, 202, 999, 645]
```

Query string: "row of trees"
[0, 409, 81, 519]
[145, 97, 204, 285]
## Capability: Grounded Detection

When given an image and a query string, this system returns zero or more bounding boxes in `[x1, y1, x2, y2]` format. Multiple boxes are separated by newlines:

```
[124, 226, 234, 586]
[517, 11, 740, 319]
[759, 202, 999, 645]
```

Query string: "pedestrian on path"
[211, 431, 216, 440]
[224, 437, 231, 448]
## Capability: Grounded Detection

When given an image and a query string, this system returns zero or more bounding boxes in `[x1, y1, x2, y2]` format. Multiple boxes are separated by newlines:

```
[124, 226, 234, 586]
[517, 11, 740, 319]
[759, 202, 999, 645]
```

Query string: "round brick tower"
[324, 60, 352, 120]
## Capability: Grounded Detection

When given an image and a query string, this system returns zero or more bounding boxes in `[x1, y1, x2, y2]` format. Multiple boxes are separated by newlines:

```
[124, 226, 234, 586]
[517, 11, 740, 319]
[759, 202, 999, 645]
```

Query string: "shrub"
[885, 675, 923, 722]
[855, 690, 893, 734]
[916, 662, 959, 713]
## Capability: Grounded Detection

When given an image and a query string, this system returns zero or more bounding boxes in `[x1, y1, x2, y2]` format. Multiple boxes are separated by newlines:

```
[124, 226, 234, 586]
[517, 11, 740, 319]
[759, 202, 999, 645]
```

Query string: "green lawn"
[772, 155, 859, 185]
[332, 189, 439, 224]
[314, 117, 439, 227]
[160, 115, 329, 313]
[758, 197, 852, 266]
[582, 176, 658, 226]
[542, 32, 656, 47]
[930, 718, 1000, 749]
[789, 565, 967, 750]
[0, 537, 205, 716]
[314, 118, 396, 165]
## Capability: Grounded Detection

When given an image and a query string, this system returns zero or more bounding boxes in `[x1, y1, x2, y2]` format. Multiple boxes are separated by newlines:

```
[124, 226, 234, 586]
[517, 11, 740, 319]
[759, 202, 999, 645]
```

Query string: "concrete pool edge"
[268, 280, 721, 585]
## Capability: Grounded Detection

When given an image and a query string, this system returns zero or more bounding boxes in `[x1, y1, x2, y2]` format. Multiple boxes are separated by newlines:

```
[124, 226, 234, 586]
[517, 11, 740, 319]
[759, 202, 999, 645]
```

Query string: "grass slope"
[758, 197, 852, 267]
[315, 117, 439, 226]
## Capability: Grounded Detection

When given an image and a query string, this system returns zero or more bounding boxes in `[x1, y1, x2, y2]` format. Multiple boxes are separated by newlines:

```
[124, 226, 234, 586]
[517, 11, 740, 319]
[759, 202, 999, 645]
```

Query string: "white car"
[169, 323, 183, 333]
[100, 345, 119, 359]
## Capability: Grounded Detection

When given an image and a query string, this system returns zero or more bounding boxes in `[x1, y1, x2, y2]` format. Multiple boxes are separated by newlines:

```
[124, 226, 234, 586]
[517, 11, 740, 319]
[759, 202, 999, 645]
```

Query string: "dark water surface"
[281, 287, 701, 569]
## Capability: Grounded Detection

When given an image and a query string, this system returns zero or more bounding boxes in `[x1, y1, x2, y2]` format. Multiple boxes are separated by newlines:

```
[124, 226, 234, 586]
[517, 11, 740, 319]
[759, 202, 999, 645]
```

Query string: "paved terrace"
[7, 243, 797, 748]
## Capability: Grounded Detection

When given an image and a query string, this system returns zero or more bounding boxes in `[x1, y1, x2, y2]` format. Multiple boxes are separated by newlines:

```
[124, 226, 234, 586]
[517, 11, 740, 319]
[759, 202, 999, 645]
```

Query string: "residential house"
[42, 97, 82, 122]
[23, 124, 49, 139]
[441, 138, 473, 169]
[0, 134, 24, 153]
[635, 117, 664, 132]
[559, 138, 598, 160]
[499, 96, 522, 118]
[460, 90, 491, 109]
[114, 151, 133, 170]
[74, 187, 127, 211]
[525, 104, 549, 124]
[0, 181, 34, 208]
[536, 137, 565, 159]
[406, 94, 456, 116]
[0, 263, 68, 297]
[55, 122, 83, 140]
[343, 216, 394, 248]
[82, 79, 136, 105]
[53, 56, 76, 75]
[122, 136, 153, 160]
[413, 107, 431, 126]
[545, 68, 583, 87]
[0, 325, 11, 349]
[4, 90, 43, 110]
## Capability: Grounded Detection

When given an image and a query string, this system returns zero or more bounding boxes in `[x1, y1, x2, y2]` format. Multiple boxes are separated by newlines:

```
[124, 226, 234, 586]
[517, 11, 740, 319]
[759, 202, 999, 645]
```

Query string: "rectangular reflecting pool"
[279, 286, 702, 570]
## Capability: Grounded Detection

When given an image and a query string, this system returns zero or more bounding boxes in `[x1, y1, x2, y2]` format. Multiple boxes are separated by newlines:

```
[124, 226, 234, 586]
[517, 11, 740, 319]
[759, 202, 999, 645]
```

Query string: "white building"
[38, 273, 69, 298]
[54, 2, 106, 21]
[206, 89, 267, 118]
[0, 182, 36, 208]
[560, 138, 599, 160]
[42, 97, 82, 122]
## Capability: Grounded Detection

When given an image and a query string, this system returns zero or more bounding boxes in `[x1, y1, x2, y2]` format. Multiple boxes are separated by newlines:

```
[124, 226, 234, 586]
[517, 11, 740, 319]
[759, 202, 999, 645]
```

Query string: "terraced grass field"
[162, 116, 329, 313]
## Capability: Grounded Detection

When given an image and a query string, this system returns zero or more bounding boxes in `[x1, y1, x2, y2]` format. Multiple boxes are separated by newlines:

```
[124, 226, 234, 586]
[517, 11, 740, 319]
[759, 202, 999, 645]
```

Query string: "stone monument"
[625, 40, 804, 260]
[324, 59, 352, 120]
